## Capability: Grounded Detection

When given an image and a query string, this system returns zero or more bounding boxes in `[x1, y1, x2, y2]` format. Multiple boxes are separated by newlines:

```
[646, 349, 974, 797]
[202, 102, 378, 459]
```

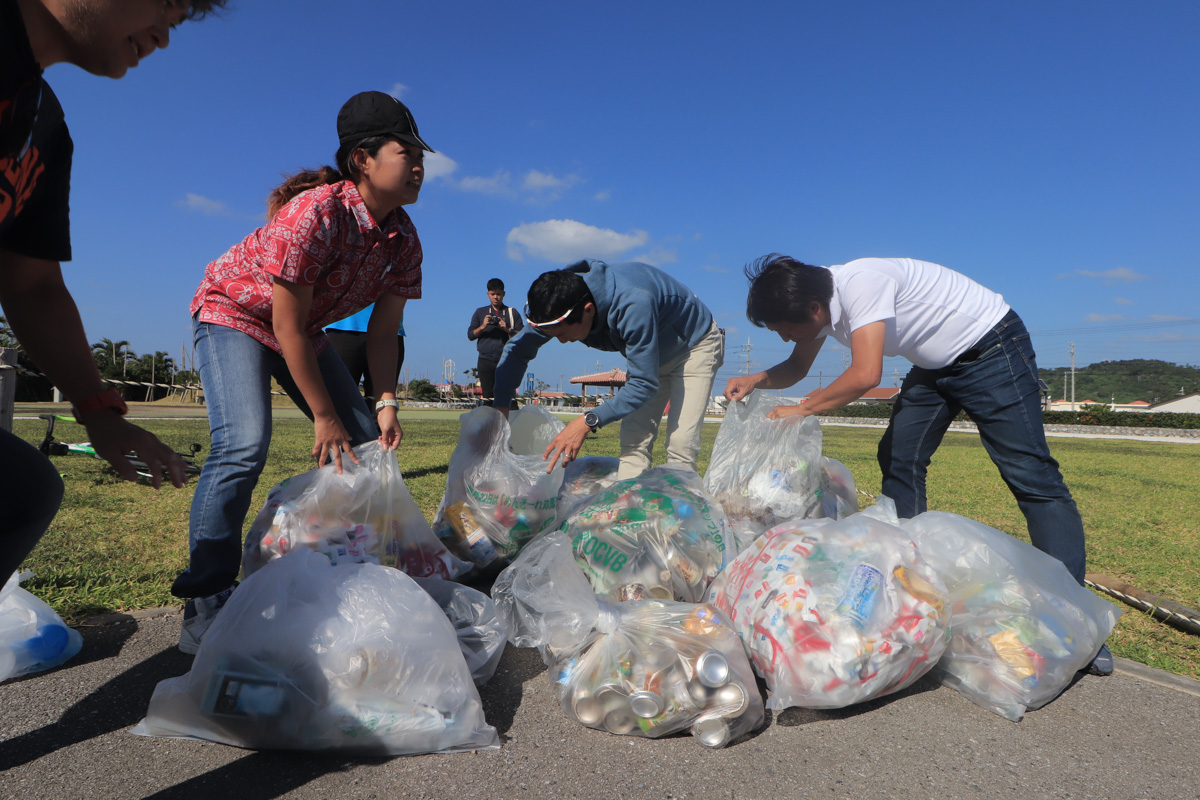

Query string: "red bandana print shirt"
[190, 180, 421, 354]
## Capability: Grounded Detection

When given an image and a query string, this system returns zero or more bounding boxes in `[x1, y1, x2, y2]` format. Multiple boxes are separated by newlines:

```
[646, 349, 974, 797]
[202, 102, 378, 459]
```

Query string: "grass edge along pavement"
[9, 404, 1200, 681]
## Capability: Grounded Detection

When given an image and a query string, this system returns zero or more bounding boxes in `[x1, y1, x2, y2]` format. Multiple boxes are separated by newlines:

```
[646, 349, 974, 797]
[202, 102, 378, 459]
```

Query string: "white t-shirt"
[821, 258, 1010, 369]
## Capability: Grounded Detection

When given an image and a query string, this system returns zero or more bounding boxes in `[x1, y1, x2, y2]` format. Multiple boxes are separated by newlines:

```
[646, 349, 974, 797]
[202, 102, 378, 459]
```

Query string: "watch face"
[585, 412, 599, 428]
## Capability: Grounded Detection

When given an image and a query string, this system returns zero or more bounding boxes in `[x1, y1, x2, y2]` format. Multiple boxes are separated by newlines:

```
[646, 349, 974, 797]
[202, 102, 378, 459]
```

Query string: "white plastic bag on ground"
[242, 442, 470, 580]
[492, 532, 765, 748]
[0, 571, 83, 683]
[557, 466, 732, 603]
[413, 577, 507, 686]
[133, 550, 498, 754]
[432, 407, 565, 570]
[704, 393, 825, 552]
[890, 503, 1121, 721]
[707, 510, 950, 710]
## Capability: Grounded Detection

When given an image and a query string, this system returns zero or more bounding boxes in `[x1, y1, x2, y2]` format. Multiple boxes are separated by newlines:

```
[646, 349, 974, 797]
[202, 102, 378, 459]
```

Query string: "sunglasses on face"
[525, 299, 584, 330]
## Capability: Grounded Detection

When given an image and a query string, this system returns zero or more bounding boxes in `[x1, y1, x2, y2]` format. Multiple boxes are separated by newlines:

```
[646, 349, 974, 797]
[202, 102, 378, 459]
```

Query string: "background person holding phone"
[468, 277, 522, 406]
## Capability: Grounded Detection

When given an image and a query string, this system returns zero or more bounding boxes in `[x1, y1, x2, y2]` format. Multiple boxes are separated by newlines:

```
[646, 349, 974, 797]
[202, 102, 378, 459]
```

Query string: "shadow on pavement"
[0, 623, 185, 772]
[141, 751, 362, 800]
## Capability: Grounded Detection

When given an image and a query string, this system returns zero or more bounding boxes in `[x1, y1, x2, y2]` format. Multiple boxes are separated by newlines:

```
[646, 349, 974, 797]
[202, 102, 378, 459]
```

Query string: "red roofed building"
[570, 368, 627, 403]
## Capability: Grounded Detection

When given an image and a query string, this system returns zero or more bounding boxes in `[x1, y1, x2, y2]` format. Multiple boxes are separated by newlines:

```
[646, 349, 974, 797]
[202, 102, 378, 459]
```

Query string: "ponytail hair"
[265, 135, 401, 220]
[266, 165, 342, 220]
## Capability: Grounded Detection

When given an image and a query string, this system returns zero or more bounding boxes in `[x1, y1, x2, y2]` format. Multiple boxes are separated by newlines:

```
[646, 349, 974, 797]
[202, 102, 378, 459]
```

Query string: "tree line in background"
[1039, 359, 1200, 405]
[0, 318, 196, 402]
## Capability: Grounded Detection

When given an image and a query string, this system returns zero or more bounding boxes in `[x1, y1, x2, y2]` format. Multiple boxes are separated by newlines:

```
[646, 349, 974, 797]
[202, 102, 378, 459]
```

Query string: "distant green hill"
[1039, 359, 1200, 405]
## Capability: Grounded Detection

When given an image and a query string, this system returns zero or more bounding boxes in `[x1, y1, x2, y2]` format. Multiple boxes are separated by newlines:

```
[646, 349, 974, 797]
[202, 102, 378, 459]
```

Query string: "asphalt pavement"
[2, 608, 1198, 800]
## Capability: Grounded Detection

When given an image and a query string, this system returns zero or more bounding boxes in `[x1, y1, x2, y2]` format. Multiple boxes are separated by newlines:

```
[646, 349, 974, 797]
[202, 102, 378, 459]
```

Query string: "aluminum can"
[603, 703, 638, 734]
[628, 690, 665, 719]
[708, 682, 749, 716]
[691, 717, 731, 749]
[695, 649, 731, 688]
[836, 562, 883, 629]
[572, 692, 605, 726]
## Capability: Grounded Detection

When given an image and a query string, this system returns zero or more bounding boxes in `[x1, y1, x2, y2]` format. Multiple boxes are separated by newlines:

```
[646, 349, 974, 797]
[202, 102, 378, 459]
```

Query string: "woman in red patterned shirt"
[176, 91, 432, 654]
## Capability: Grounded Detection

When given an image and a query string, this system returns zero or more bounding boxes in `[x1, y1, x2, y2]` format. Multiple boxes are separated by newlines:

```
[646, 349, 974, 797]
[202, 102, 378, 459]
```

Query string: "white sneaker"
[178, 585, 236, 655]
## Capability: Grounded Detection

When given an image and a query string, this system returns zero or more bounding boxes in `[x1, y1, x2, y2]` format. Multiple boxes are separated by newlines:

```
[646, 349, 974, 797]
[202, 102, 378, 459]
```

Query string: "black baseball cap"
[336, 91, 435, 152]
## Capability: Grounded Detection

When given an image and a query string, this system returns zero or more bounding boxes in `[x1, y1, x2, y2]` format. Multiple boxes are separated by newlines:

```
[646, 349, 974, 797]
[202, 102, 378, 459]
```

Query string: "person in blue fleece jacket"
[493, 260, 725, 479]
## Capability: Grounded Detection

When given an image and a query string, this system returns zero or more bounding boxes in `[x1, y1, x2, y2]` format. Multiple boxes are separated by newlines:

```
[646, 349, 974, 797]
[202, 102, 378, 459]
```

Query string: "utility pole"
[1068, 342, 1076, 411]
[739, 340, 753, 375]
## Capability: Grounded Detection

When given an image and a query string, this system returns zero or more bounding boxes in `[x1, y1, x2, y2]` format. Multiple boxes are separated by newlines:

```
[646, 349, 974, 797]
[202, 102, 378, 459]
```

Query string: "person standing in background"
[326, 303, 405, 404]
[468, 278, 522, 406]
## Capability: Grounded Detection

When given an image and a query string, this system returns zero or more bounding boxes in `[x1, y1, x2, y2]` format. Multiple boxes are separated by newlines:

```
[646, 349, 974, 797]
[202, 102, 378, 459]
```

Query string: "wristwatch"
[583, 411, 600, 432]
[375, 399, 400, 413]
[73, 388, 127, 423]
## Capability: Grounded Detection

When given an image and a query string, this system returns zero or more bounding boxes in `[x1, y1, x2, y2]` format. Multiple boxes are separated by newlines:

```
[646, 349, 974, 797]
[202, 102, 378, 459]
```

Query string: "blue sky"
[47, 0, 1199, 398]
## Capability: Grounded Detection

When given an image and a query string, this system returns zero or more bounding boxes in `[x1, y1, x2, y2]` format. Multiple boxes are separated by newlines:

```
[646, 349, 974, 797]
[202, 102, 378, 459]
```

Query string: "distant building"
[1148, 392, 1200, 414]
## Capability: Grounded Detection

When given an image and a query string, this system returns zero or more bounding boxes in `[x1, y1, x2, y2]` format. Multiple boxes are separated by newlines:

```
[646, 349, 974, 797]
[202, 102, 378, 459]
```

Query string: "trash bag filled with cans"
[890, 503, 1122, 721]
[557, 466, 733, 603]
[241, 441, 471, 580]
[1, 570, 83, 683]
[432, 406, 565, 571]
[492, 532, 765, 748]
[133, 550, 499, 755]
[708, 509, 950, 710]
[704, 393, 827, 551]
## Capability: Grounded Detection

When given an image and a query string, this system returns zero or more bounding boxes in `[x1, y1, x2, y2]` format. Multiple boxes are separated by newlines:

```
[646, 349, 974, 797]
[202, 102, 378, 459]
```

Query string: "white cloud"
[630, 247, 678, 266]
[179, 193, 230, 216]
[523, 170, 580, 191]
[1114, 297, 1134, 305]
[1074, 267, 1148, 284]
[422, 151, 458, 182]
[702, 264, 731, 274]
[594, 190, 611, 201]
[389, 83, 408, 99]
[456, 171, 513, 196]
[506, 219, 649, 263]
[1085, 313, 1125, 323]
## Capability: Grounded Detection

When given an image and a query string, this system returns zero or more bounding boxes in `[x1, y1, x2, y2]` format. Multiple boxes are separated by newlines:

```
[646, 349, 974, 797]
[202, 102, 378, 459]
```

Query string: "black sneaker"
[178, 584, 237, 655]
[1083, 643, 1114, 676]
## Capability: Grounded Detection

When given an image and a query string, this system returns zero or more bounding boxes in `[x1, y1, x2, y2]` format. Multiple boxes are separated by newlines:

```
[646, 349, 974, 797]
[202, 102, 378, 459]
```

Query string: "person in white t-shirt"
[724, 254, 1111, 675]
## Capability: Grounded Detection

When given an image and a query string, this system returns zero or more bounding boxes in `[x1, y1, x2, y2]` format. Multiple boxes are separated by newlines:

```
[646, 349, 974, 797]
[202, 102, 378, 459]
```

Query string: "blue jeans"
[0, 428, 64, 584]
[877, 309, 1087, 584]
[172, 318, 378, 599]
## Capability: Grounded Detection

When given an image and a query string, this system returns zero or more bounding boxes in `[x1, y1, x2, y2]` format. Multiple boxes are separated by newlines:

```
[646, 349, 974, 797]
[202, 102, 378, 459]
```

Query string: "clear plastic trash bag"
[885, 500, 1122, 721]
[242, 441, 470, 580]
[557, 466, 733, 603]
[492, 532, 764, 748]
[413, 577, 507, 686]
[704, 393, 826, 552]
[432, 406, 565, 570]
[0, 570, 83, 683]
[556, 456, 621, 522]
[820, 457, 859, 520]
[707, 509, 950, 710]
[132, 550, 498, 754]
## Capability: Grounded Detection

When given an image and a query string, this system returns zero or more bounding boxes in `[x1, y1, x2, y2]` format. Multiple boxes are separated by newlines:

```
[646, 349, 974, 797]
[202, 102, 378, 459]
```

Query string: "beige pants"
[617, 321, 726, 480]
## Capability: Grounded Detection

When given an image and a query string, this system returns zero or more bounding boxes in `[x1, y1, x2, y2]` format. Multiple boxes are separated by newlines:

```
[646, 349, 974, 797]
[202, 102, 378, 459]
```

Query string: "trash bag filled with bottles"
[708, 508, 950, 710]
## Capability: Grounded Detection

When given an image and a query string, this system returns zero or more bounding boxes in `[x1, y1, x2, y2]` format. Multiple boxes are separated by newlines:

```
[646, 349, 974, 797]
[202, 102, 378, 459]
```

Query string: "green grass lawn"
[10, 413, 1200, 680]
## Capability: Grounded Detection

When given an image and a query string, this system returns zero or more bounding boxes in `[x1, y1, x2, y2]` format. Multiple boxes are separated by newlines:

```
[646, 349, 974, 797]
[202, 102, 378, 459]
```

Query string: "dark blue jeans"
[172, 319, 379, 599]
[878, 309, 1087, 584]
[0, 428, 64, 583]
